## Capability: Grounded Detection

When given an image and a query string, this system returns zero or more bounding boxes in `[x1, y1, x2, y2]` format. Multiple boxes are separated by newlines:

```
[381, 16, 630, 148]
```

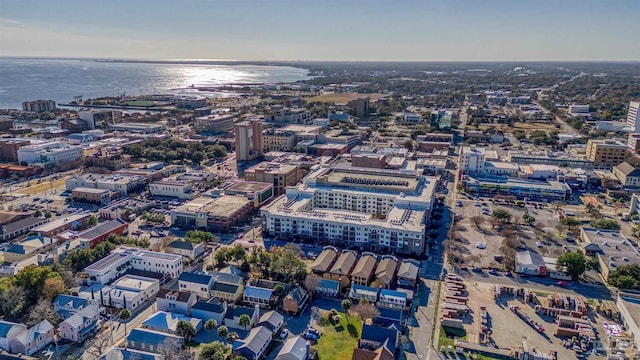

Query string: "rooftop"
[112, 274, 159, 291]
[581, 228, 640, 269]
[245, 161, 298, 175]
[32, 214, 90, 233]
[174, 195, 250, 217]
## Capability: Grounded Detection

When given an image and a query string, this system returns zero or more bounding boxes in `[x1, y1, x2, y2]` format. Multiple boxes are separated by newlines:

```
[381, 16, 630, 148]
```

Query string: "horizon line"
[1, 56, 639, 64]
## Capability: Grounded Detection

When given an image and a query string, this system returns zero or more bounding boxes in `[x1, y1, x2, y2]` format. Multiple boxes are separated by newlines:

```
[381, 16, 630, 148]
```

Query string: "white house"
[84, 246, 183, 284]
[9, 320, 54, 356]
[178, 272, 214, 299]
[156, 289, 197, 316]
[0, 321, 27, 352]
[167, 240, 205, 260]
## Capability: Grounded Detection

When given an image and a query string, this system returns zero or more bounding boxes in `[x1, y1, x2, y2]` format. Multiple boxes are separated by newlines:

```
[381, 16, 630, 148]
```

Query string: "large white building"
[84, 246, 183, 284]
[17, 141, 83, 166]
[149, 181, 193, 199]
[262, 165, 437, 255]
[401, 112, 424, 123]
[628, 101, 640, 132]
[458, 146, 486, 174]
[66, 173, 146, 195]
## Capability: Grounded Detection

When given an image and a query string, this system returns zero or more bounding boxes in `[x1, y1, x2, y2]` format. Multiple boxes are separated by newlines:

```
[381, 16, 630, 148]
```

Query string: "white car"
[476, 243, 486, 249]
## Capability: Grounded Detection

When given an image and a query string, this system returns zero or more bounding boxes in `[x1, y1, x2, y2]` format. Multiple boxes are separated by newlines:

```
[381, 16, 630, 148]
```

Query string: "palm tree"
[217, 325, 228, 340]
[204, 319, 218, 342]
[118, 309, 131, 336]
[238, 314, 251, 331]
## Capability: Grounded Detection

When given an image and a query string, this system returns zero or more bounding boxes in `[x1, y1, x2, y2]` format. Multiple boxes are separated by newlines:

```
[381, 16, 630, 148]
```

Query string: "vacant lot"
[313, 312, 362, 360]
[305, 93, 386, 104]
[478, 121, 560, 134]
[123, 100, 155, 107]
[19, 177, 68, 195]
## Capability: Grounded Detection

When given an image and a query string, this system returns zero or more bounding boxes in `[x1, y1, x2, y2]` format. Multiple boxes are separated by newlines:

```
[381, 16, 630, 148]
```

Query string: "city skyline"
[1, 0, 639, 61]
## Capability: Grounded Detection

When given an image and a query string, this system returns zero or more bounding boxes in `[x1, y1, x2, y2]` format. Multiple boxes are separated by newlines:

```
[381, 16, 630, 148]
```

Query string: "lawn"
[123, 100, 155, 107]
[313, 312, 362, 360]
[438, 325, 466, 349]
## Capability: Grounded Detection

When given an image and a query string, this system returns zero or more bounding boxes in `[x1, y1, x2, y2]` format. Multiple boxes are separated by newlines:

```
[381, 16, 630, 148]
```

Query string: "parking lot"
[451, 196, 574, 271]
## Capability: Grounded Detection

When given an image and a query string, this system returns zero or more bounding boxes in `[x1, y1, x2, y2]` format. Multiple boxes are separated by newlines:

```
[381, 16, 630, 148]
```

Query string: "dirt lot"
[477, 121, 561, 134]
[450, 198, 573, 270]
[305, 92, 387, 104]
[453, 282, 612, 359]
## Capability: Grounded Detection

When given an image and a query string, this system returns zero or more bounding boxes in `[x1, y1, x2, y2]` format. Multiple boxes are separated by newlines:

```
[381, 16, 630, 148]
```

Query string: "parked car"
[488, 269, 498, 275]
[279, 329, 289, 340]
[556, 281, 569, 287]
[456, 201, 463, 207]
[504, 271, 512, 277]
[473, 267, 483, 273]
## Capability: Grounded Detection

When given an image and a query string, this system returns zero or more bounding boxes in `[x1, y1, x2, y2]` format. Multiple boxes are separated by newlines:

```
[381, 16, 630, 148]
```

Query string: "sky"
[0, 0, 639, 61]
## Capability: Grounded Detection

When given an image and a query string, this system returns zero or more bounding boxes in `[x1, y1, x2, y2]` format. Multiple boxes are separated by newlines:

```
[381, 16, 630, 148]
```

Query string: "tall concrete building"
[627, 101, 640, 132]
[22, 100, 56, 112]
[347, 97, 370, 118]
[235, 120, 263, 162]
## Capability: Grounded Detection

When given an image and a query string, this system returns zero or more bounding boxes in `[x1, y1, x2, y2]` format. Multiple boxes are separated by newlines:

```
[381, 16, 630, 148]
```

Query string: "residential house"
[155, 289, 197, 316]
[283, 287, 309, 315]
[0, 216, 47, 242]
[329, 250, 358, 290]
[141, 311, 203, 335]
[166, 241, 205, 260]
[232, 326, 273, 360]
[211, 272, 245, 303]
[310, 247, 338, 274]
[257, 310, 284, 334]
[100, 347, 162, 360]
[349, 284, 379, 303]
[178, 272, 214, 299]
[374, 256, 398, 289]
[353, 324, 399, 360]
[396, 259, 419, 289]
[0, 234, 54, 263]
[58, 306, 100, 342]
[374, 307, 405, 329]
[351, 253, 377, 286]
[53, 294, 99, 319]
[316, 278, 340, 297]
[9, 320, 54, 356]
[126, 328, 184, 354]
[378, 289, 408, 310]
[613, 162, 640, 187]
[191, 298, 228, 326]
[0, 321, 27, 352]
[243, 285, 274, 307]
[225, 306, 259, 331]
[276, 336, 308, 360]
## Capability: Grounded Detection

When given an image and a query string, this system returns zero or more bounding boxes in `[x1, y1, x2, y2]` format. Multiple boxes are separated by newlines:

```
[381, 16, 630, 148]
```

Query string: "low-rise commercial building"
[17, 141, 83, 166]
[84, 246, 183, 284]
[166, 241, 205, 260]
[109, 123, 165, 133]
[580, 227, 640, 281]
[72, 187, 113, 205]
[463, 176, 570, 200]
[170, 195, 253, 231]
[76, 219, 128, 249]
[262, 129, 297, 152]
[194, 114, 234, 133]
[150, 181, 194, 199]
[0, 217, 47, 242]
[216, 181, 274, 206]
[32, 214, 92, 237]
[613, 162, 640, 188]
[66, 173, 146, 195]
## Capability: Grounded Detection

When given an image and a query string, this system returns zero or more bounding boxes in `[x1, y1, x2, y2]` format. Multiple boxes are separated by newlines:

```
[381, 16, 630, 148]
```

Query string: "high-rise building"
[235, 120, 263, 161]
[22, 100, 56, 112]
[627, 101, 640, 132]
[347, 97, 370, 118]
[458, 146, 486, 174]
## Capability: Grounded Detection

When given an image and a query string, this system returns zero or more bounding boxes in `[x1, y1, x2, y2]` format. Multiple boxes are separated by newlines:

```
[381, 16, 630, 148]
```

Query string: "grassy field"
[123, 100, 155, 107]
[314, 312, 362, 360]
[305, 93, 387, 104]
[477, 121, 560, 134]
[19, 177, 68, 195]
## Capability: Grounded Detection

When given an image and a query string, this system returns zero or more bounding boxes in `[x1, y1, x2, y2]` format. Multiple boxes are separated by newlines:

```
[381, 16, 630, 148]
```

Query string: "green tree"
[44, 211, 52, 219]
[560, 216, 581, 230]
[608, 264, 640, 289]
[87, 215, 98, 227]
[13, 265, 62, 305]
[191, 151, 205, 164]
[217, 325, 228, 339]
[215, 248, 229, 266]
[33, 209, 42, 218]
[118, 308, 131, 336]
[227, 332, 239, 342]
[238, 314, 251, 331]
[491, 208, 512, 224]
[403, 140, 414, 151]
[556, 252, 587, 280]
[273, 284, 285, 296]
[610, 274, 637, 289]
[589, 218, 620, 230]
[176, 320, 196, 342]
[204, 319, 218, 342]
[522, 211, 536, 226]
[341, 299, 352, 320]
[199, 341, 230, 360]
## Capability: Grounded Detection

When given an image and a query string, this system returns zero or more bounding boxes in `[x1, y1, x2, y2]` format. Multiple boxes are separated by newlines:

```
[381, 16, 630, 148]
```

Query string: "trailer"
[441, 317, 464, 329]
[509, 305, 545, 333]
